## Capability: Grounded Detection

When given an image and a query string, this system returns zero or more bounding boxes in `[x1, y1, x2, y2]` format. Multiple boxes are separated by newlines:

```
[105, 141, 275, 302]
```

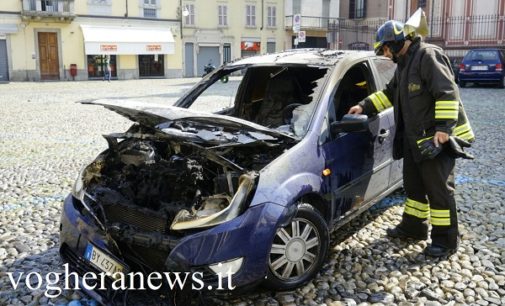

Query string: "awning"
[81, 25, 174, 55]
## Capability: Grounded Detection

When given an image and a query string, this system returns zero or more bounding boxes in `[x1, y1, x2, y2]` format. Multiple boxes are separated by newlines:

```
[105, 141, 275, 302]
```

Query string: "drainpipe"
[180, 0, 183, 39]
[261, 0, 264, 30]
[125, 0, 128, 18]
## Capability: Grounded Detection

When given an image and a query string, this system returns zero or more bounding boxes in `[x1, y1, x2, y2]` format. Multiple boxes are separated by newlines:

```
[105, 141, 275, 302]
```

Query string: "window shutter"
[363, 0, 367, 18]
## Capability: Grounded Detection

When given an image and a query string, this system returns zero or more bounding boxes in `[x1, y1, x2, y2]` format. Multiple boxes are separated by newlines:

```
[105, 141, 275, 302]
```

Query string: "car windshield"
[187, 65, 330, 137]
[466, 50, 499, 61]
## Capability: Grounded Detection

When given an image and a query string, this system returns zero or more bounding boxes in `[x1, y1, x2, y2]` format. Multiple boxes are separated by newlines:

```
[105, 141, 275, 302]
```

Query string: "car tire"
[459, 80, 466, 88]
[264, 203, 329, 290]
[499, 77, 505, 89]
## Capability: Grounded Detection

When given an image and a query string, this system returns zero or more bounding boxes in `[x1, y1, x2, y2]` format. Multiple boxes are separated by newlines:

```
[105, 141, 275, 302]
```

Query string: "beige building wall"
[0, 0, 182, 81]
[181, 0, 284, 77]
[1, 0, 285, 81]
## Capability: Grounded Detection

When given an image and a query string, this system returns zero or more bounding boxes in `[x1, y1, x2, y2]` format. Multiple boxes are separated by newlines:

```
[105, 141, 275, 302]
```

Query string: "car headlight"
[71, 157, 104, 201]
[71, 166, 86, 201]
[170, 174, 256, 230]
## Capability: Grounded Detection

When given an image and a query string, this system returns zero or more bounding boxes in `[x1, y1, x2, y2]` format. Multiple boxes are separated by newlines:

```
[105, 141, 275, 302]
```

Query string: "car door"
[320, 59, 393, 223]
[370, 57, 401, 187]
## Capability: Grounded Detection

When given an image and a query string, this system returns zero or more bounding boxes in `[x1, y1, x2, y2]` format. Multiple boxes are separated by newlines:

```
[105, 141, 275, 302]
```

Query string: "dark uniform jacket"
[359, 37, 475, 162]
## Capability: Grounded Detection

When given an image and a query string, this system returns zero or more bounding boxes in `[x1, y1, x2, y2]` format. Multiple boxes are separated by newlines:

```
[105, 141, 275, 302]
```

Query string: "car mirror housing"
[330, 114, 369, 135]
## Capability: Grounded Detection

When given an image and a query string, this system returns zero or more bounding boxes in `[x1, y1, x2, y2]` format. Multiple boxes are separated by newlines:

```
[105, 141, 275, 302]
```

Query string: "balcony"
[21, 0, 75, 22]
[285, 15, 333, 31]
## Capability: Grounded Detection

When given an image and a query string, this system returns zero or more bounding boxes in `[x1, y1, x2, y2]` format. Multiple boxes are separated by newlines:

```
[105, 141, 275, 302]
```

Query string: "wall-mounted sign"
[100, 44, 117, 52]
[146, 44, 162, 52]
[297, 31, 306, 43]
[241, 41, 261, 51]
[293, 14, 301, 33]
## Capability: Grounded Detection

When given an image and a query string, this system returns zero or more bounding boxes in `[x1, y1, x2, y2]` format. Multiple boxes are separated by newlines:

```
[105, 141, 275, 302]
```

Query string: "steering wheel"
[282, 103, 303, 125]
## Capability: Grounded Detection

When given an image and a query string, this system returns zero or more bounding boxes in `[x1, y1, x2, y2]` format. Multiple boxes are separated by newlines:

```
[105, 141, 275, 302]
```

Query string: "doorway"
[0, 40, 8, 82]
[138, 55, 164, 77]
[38, 32, 60, 80]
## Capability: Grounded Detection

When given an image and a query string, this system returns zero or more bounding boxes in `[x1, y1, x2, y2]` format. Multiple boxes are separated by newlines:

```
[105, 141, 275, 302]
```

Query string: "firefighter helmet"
[374, 20, 405, 55]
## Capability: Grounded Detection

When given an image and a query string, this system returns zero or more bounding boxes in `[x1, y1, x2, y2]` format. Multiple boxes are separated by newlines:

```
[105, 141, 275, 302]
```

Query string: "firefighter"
[348, 20, 475, 257]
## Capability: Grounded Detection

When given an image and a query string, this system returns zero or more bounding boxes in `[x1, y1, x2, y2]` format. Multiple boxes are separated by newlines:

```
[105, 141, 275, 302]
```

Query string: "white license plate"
[471, 65, 488, 71]
[84, 244, 125, 279]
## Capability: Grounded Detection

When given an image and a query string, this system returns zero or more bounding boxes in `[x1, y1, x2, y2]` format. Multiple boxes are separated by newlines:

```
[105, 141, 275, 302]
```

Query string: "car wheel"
[264, 203, 329, 290]
[499, 77, 505, 89]
[459, 80, 466, 88]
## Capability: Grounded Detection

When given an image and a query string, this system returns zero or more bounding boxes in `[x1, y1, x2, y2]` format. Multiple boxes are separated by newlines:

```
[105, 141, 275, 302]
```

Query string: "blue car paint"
[60, 52, 401, 297]
[169, 202, 294, 285]
[458, 49, 505, 84]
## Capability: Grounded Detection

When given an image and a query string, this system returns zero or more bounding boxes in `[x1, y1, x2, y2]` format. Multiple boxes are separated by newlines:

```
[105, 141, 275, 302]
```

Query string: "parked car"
[458, 48, 505, 88]
[60, 50, 402, 304]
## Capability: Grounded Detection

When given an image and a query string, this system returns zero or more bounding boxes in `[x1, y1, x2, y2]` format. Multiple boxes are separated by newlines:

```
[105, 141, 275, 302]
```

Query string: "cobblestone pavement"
[0, 80, 504, 306]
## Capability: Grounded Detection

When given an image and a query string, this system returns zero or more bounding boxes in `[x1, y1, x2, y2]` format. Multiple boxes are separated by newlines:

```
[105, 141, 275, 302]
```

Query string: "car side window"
[372, 58, 396, 89]
[331, 61, 376, 123]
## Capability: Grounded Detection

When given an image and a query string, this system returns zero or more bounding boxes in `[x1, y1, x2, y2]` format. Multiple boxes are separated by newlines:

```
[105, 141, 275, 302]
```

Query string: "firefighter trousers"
[398, 144, 459, 249]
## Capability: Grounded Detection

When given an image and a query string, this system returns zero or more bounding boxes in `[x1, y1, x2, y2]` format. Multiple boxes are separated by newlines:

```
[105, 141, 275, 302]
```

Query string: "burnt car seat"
[254, 73, 302, 127]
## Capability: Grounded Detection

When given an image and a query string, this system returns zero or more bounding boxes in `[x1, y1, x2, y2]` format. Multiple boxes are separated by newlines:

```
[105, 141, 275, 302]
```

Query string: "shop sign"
[146, 44, 162, 52]
[241, 41, 261, 51]
[100, 44, 117, 52]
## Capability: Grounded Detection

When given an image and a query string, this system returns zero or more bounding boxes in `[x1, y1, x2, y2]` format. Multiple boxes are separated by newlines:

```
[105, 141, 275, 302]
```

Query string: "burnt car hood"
[83, 99, 296, 144]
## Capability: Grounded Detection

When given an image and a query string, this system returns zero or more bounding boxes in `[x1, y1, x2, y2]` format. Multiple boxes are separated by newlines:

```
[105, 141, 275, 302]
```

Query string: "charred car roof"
[227, 49, 375, 67]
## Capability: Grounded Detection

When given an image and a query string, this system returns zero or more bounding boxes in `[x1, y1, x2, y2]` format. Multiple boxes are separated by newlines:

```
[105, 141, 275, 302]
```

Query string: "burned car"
[59, 50, 402, 303]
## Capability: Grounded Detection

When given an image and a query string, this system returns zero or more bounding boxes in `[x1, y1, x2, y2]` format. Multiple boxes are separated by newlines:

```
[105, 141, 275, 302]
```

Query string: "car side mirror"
[330, 114, 369, 136]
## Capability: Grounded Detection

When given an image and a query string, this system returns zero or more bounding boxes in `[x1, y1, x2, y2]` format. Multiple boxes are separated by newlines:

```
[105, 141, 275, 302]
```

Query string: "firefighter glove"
[418, 138, 443, 160]
[447, 136, 474, 159]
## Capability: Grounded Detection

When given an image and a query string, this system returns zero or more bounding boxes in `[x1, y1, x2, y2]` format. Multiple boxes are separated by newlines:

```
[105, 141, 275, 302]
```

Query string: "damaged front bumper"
[59, 194, 293, 302]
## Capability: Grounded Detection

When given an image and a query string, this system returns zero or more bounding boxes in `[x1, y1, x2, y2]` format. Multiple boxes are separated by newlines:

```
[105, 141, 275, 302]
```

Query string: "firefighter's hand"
[348, 105, 363, 114]
[434, 131, 449, 147]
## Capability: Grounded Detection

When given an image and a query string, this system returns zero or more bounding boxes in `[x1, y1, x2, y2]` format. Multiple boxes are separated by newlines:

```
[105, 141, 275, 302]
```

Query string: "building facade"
[338, 0, 505, 59]
[284, 0, 340, 49]
[336, 0, 388, 50]
[181, 0, 285, 77]
[0, 0, 285, 81]
[0, 0, 186, 81]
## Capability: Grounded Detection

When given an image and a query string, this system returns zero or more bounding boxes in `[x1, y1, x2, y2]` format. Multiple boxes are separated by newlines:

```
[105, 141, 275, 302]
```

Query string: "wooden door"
[38, 32, 59, 80]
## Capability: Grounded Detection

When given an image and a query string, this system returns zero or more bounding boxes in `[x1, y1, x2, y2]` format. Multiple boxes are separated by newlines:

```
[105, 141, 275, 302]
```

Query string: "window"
[87, 55, 117, 79]
[41, 0, 56, 12]
[349, 0, 366, 19]
[223, 44, 231, 63]
[144, 8, 157, 17]
[218, 5, 228, 26]
[372, 58, 396, 88]
[293, 0, 301, 14]
[143, 0, 157, 18]
[246, 5, 256, 27]
[267, 6, 276, 27]
[87, 0, 112, 15]
[185, 4, 195, 26]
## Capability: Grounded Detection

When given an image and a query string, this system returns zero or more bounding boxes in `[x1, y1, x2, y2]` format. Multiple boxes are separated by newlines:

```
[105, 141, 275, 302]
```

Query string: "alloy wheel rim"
[269, 218, 320, 281]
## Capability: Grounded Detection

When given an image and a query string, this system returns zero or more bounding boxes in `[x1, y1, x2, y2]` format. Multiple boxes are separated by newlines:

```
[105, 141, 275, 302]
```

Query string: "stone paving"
[0, 80, 504, 306]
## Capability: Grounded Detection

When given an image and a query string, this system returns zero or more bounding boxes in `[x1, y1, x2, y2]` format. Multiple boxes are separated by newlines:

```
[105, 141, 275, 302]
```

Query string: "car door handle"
[378, 129, 390, 143]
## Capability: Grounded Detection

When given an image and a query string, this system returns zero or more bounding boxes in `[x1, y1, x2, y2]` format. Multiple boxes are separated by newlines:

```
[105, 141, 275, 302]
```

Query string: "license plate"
[471, 65, 488, 71]
[84, 244, 125, 279]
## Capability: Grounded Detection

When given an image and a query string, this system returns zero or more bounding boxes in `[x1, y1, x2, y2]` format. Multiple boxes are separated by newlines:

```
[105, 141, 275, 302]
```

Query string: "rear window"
[465, 50, 499, 61]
